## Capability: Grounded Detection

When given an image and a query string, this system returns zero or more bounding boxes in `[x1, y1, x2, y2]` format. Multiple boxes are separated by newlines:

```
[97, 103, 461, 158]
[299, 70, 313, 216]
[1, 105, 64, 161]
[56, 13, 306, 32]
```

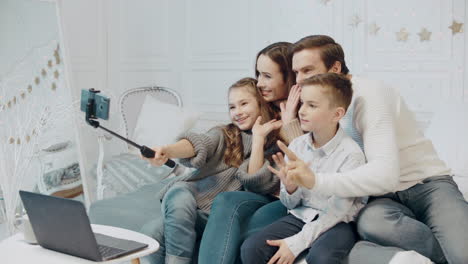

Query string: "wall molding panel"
[62, 0, 468, 185]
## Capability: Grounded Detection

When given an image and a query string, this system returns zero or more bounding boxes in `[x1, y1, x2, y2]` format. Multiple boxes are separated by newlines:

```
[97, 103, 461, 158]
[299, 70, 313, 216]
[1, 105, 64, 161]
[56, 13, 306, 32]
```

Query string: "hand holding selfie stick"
[84, 89, 176, 168]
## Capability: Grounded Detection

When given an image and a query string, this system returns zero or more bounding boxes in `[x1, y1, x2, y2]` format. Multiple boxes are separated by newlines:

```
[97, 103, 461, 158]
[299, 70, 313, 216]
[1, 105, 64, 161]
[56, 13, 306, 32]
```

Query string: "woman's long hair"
[222, 77, 281, 167]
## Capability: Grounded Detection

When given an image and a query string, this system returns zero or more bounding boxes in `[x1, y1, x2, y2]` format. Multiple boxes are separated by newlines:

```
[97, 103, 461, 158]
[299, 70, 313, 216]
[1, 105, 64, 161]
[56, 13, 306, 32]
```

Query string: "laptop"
[19, 190, 148, 261]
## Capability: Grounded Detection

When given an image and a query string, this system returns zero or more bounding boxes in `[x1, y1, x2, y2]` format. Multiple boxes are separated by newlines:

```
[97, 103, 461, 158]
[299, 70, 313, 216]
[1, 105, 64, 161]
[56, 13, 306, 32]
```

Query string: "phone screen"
[80, 89, 110, 120]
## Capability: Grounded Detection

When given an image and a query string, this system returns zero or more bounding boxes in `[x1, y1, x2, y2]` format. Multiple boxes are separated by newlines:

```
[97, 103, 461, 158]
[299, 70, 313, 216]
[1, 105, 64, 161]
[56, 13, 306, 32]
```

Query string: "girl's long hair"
[222, 77, 281, 167]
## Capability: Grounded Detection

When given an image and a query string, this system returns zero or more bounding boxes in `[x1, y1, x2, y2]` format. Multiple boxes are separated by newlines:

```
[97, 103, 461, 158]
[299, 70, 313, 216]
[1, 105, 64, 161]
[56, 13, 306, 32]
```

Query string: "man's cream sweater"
[314, 76, 451, 197]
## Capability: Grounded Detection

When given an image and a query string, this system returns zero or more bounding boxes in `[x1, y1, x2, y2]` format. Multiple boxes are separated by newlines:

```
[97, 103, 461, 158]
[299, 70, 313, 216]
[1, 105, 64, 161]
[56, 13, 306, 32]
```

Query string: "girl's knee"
[164, 183, 194, 204]
[162, 184, 196, 217]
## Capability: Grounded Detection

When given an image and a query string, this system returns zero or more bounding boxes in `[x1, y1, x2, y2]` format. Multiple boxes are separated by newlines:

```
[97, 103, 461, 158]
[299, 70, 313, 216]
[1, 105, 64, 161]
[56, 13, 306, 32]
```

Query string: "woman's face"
[228, 87, 261, 131]
[256, 54, 288, 103]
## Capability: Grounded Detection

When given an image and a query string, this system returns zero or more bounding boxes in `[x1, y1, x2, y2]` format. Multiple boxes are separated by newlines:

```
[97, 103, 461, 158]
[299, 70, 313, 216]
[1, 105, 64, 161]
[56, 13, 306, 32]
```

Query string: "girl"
[198, 42, 303, 264]
[145, 77, 282, 264]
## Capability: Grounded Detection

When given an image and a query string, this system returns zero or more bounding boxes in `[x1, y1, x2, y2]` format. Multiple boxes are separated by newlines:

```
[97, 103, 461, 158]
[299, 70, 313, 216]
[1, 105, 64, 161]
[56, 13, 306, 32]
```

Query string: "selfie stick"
[84, 89, 176, 168]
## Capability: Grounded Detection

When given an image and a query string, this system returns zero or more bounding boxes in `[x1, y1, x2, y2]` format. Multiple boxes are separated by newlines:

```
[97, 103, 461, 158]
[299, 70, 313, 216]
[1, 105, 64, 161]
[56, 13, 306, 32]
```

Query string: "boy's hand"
[252, 116, 283, 139]
[280, 84, 301, 124]
[268, 152, 298, 194]
[266, 239, 295, 264]
[277, 141, 316, 189]
[143, 146, 168, 167]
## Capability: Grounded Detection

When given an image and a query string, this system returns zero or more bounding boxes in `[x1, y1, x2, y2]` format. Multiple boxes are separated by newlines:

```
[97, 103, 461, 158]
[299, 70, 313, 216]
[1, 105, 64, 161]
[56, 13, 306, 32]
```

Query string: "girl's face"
[298, 84, 337, 133]
[256, 54, 288, 103]
[228, 86, 261, 131]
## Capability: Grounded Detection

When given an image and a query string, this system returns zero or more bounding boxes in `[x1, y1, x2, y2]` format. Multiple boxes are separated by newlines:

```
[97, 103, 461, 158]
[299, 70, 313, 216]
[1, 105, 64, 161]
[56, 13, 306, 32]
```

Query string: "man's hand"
[280, 84, 301, 124]
[277, 140, 316, 189]
[268, 152, 298, 194]
[266, 239, 296, 264]
[143, 146, 169, 167]
[252, 116, 283, 139]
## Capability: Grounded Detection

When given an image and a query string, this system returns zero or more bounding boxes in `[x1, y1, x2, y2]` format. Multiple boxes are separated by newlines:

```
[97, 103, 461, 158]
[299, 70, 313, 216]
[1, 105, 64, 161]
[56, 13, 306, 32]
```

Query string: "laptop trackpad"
[94, 233, 148, 250]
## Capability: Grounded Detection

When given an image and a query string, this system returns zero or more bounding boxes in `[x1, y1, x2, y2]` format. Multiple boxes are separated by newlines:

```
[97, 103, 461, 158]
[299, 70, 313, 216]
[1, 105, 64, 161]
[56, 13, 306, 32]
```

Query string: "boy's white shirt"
[314, 76, 452, 198]
[280, 127, 366, 257]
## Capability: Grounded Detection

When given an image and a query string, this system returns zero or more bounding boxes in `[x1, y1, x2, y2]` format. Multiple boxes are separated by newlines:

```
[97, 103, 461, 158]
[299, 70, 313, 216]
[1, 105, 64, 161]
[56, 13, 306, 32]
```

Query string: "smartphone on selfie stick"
[80, 88, 176, 168]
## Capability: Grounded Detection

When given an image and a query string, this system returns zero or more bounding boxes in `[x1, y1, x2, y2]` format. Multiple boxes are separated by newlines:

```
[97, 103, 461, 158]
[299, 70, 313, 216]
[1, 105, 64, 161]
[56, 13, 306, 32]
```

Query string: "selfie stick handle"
[85, 95, 176, 168]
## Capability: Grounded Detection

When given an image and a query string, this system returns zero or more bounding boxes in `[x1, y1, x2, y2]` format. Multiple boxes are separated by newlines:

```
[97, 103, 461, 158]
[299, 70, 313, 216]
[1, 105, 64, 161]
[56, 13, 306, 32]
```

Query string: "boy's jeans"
[241, 215, 357, 264]
[353, 175, 468, 264]
[148, 182, 207, 264]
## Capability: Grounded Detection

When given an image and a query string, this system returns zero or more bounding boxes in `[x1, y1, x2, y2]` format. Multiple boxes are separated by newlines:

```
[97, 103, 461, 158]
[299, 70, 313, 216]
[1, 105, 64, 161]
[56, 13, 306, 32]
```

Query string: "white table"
[0, 224, 159, 264]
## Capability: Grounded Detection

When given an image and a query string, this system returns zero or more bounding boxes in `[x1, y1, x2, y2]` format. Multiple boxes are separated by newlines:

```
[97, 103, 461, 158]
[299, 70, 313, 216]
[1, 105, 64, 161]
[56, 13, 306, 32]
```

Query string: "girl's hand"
[252, 116, 283, 139]
[277, 141, 315, 189]
[268, 151, 298, 194]
[143, 146, 169, 167]
[280, 84, 301, 124]
[266, 239, 296, 264]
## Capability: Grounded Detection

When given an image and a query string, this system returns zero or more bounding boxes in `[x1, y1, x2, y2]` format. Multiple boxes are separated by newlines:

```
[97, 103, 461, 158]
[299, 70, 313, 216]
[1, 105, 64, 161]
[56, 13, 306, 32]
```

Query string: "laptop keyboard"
[98, 244, 126, 258]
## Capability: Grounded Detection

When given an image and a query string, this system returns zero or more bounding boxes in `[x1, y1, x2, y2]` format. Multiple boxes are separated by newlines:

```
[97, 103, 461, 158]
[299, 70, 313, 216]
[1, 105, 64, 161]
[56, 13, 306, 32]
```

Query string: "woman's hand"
[266, 239, 296, 264]
[280, 84, 301, 124]
[143, 146, 169, 167]
[252, 116, 283, 139]
[276, 140, 316, 189]
[268, 151, 298, 194]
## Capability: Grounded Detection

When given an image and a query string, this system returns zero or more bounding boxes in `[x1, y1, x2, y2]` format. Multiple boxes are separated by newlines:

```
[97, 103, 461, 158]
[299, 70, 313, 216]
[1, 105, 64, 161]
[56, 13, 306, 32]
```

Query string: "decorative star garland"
[0, 45, 61, 114]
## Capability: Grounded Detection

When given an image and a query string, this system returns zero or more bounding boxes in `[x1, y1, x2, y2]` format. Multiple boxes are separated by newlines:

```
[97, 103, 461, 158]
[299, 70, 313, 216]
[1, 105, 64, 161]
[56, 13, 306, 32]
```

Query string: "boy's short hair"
[290, 35, 350, 74]
[300, 73, 353, 111]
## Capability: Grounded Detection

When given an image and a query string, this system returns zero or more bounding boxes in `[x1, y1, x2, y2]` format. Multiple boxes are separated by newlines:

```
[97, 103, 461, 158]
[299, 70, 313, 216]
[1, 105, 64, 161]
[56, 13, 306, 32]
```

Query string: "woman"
[198, 42, 303, 264]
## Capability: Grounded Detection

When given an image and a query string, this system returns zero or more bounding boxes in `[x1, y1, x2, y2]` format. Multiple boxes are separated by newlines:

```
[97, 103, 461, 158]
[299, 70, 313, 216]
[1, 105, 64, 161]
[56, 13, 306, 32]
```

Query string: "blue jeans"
[355, 175, 468, 264]
[198, 192, 287, 264]
[241, 214, 357, 264]
[149, 182, 208, 264]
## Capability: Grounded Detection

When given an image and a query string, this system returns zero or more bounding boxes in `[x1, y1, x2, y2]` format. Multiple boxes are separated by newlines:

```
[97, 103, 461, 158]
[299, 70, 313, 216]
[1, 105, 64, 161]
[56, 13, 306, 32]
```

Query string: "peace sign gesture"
[276, 140, 316, 189]
[268, 151, 298, 194]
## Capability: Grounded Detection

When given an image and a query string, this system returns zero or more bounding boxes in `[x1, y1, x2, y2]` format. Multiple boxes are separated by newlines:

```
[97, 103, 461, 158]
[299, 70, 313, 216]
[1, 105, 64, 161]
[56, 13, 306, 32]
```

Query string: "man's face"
[292, 48, 329, 83]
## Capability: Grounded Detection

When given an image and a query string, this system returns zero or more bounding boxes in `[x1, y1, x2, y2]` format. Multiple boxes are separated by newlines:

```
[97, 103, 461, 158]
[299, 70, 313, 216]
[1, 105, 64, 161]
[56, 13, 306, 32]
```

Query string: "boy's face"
[292, 48, 329, 83]
[298, 84, 339, 133]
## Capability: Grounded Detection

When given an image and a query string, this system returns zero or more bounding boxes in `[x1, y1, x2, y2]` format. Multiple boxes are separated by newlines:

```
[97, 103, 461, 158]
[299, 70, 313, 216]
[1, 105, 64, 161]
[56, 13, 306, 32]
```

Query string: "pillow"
[129, 95, 200, 155]
[40, 141, 78, 173]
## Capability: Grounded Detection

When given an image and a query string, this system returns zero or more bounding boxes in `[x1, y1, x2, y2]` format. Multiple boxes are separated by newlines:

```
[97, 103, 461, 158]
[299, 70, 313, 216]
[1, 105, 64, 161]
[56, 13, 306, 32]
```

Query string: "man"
[286, 35, 468, 264]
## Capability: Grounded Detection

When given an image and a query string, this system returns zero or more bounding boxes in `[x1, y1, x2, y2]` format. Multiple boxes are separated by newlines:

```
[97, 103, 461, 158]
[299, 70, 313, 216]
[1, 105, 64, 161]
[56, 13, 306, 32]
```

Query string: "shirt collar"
[306, 125, 345, 156]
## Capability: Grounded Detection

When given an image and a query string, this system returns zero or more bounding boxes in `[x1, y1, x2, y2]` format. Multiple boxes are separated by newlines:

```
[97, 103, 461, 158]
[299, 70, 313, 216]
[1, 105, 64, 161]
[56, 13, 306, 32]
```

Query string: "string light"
[1, 46, 61, 112]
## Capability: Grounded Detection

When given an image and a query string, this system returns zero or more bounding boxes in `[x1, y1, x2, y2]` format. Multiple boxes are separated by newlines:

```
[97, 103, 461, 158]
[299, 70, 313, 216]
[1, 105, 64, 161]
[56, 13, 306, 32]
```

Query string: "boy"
[240, 73, 365, 264]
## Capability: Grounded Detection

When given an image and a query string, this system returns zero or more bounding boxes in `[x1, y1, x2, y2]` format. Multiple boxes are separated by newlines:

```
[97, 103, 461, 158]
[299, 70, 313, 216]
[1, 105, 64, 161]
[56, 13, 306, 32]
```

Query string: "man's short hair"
[300, 73, 353, 111]
[290, 35, 350, 74]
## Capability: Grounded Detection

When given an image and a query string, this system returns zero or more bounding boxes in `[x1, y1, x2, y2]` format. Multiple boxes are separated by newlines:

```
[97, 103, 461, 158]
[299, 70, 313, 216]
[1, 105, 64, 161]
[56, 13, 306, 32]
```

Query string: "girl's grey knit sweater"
[163, 127, 279, 213]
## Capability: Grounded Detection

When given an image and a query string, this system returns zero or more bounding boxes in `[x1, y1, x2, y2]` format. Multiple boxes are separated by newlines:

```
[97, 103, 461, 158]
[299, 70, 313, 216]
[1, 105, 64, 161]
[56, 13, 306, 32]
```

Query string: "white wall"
[60, 0, 468, 200]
